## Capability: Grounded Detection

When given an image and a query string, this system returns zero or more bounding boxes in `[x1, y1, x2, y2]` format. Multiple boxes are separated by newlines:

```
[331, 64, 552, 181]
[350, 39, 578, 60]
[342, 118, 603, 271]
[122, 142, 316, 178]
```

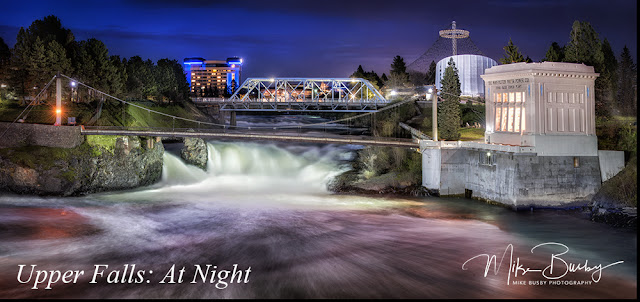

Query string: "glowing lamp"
[56, 108, 62, 114]
[390, 90, 397, 96]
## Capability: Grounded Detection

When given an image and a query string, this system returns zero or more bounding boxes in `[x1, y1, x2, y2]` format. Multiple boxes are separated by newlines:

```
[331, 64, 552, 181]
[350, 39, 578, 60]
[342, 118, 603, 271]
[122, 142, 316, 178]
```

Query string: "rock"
[180, 137, 208, 170]
[0, 136, 164, 196]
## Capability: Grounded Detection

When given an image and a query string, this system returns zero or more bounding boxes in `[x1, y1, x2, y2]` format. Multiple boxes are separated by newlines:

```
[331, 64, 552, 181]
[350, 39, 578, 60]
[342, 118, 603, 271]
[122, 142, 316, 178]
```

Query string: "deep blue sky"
[0, 0, 636, 79]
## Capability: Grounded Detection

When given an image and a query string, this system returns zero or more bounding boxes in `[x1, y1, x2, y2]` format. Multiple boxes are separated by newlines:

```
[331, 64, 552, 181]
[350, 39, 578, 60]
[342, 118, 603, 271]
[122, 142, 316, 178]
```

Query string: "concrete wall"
[597, 150, 625, 182]
[422, 146, 603, 208]
[0, 122, 84, 149]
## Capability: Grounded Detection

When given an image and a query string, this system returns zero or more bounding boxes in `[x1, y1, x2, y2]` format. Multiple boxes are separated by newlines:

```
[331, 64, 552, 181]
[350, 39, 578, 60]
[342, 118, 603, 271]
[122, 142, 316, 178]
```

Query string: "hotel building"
[183, 57, 243, 97]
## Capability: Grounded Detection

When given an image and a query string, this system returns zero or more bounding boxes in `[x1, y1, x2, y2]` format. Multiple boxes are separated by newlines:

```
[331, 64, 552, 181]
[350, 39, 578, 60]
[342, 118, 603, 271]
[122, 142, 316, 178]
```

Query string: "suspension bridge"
[1, 73, 430, 148]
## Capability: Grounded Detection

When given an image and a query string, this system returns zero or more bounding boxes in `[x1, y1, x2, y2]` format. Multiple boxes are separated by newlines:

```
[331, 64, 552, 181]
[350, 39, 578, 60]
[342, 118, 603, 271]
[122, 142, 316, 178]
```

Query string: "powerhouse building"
[435, 54, 497, 98]
[183, 57, 243, 96]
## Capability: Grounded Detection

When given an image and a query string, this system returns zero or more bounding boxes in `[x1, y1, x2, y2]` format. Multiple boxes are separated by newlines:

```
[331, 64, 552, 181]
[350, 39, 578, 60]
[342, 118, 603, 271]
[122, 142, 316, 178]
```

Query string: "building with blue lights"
[183, 57, 243, 97]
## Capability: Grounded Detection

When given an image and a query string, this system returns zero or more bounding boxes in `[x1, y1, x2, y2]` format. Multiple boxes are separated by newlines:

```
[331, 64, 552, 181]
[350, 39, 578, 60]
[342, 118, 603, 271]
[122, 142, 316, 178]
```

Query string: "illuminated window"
[493, 91, 526, 133]
[501, 105, 508, 131]
[191, 73, 195, 75]
[514, 107, 521, 132]
[507, 107, 514, 132]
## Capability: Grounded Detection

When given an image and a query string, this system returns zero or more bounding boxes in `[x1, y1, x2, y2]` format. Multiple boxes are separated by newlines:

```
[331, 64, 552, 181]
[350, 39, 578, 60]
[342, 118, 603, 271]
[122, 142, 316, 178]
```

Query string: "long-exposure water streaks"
[0, 139, 636, 298]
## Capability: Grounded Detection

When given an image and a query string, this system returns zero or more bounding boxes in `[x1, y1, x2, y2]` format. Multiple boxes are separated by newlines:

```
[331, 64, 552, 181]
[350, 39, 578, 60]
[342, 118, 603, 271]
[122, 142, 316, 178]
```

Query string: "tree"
[385, 72, 409, 90]
[381, 73, 388, 82]
[22, 15, 74, 51]
[563, 20, 607, 117]
[564, 21, 604, 69]
[408, 71, 427, 86]
[71, 38, 119, 95]
[543, 42, 564, 62]
[438, 58, 462, 140]
[0, 37, 9, 88]
[600, 39, 618, 112]
[617, 46, 637, 114]
[125, 55, 156, 99]
[108, 55, 127, 97]
[499, 38, 525, 64]
[350, 65, 383, 89]
[425, 60, 436, 85]
[155, 58, 189, 103]
[390, 55, 409, 78]
[0, 37, 9, 66]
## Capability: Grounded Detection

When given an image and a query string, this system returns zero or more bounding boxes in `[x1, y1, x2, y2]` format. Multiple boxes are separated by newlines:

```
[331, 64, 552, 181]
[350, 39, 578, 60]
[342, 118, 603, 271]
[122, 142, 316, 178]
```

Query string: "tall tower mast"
[439, 21, 470, 56]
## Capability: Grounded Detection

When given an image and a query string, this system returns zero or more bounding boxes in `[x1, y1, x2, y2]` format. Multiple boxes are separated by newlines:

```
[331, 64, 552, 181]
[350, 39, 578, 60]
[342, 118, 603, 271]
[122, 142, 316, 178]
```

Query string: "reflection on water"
[0, 141, 636, 299]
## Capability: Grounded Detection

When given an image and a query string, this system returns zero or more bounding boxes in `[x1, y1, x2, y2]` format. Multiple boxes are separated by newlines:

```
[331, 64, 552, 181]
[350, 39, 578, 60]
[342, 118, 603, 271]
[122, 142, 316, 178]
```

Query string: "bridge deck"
[80, 127, 419, 148]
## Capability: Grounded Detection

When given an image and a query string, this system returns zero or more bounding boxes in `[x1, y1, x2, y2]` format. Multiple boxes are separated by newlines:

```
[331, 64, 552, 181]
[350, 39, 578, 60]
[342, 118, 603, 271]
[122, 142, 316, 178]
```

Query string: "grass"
[85, 135, 118, 155]
[458, 127, 485, 141]
[0, 97, 213, 129]
[598, 157, 637, 207]
[0, 144, 79, 170]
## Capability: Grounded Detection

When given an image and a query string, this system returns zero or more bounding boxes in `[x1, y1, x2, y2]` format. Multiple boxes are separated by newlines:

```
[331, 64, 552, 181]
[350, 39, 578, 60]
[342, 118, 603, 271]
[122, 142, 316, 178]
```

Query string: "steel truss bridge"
[194, 78, 388, 112]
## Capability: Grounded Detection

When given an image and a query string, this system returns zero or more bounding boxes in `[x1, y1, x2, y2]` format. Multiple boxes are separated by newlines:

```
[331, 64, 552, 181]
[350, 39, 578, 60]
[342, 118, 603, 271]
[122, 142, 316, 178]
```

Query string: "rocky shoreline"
[0, 136, 164, 196]
[329, 160, 637, 229]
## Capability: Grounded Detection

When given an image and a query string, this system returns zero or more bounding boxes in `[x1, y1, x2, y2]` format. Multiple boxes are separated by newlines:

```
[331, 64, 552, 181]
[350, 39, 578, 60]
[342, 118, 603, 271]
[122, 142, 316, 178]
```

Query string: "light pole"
[426, 86, 437, 141]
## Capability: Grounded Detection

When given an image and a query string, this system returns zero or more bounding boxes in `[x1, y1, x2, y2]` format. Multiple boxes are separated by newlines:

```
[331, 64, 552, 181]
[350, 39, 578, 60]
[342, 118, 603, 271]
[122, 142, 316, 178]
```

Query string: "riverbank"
[0, 134, 164, 196]
[329, 144, 636, 229]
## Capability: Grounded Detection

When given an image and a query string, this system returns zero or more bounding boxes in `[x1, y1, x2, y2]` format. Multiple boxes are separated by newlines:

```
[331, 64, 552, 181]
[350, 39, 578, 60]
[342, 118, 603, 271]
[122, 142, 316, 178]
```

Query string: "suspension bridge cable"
[0, 75, 57, 138]
[58, 74, 418, 130]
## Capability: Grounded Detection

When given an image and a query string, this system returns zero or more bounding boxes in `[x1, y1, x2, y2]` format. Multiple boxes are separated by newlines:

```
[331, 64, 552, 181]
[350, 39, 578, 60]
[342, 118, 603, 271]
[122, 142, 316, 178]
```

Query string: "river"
[0, 116, 636, 299]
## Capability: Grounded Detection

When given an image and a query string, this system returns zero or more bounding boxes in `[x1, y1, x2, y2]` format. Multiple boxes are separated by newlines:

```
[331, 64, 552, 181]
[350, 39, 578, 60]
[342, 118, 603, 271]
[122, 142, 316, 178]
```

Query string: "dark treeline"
[503, 21, 637, 118]
[0, 15, 189, 105]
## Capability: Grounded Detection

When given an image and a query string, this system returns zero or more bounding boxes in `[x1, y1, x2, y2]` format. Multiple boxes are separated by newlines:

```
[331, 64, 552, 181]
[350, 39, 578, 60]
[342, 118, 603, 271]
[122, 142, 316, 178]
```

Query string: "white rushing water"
[0, 140, 636, 299]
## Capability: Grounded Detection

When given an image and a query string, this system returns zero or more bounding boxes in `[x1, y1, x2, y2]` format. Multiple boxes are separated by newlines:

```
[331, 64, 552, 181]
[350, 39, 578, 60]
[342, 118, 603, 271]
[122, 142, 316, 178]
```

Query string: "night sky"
[0, 0, 637, 79]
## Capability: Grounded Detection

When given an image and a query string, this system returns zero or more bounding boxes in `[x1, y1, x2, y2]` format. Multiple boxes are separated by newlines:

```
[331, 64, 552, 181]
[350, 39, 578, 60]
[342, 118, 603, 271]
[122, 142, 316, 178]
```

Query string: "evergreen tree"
[408, 71, 427, 86]
[617, 46, 637, 114]
[0, 37, 9, 66]
[425, 60, 436, 85]
[381, 73, 388, 82]
[601, 38, 618, 112]
[564, 21, 604, 69]
[0, 37, 9, 88]
[563, 20, 607, 117]
[45, 40, 72, 75]
[125, 55, 154, 99]
[499, 38, 525, 64]
[390, 55, 409, 78]
[438, 58, 462, 140]
[156, 58, 187, 103]
[108, 55, 127, 97]
[543, 42, 564, 62]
